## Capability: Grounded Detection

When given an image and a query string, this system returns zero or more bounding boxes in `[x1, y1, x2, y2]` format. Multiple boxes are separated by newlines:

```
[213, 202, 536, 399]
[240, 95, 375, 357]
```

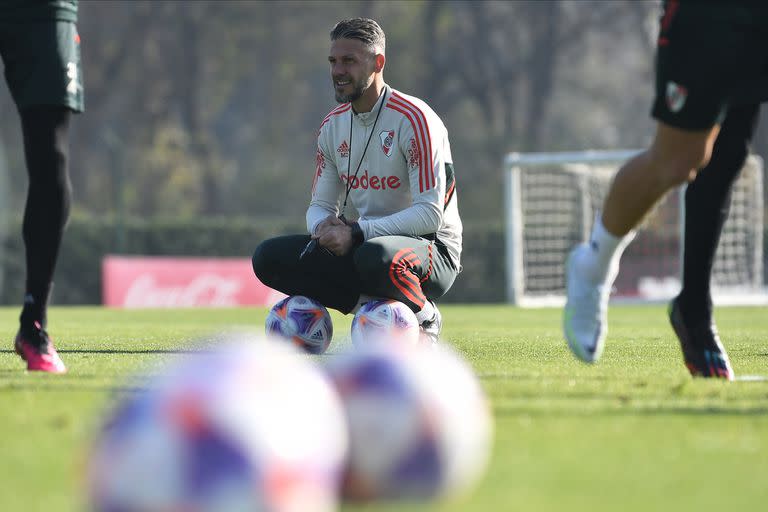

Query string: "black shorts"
[652, 1, 768, 130]
[0, 20, 84, 112]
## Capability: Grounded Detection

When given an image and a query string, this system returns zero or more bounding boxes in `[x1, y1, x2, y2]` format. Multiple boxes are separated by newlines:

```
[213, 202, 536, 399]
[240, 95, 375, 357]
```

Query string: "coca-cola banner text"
[102, 256, 286, 308]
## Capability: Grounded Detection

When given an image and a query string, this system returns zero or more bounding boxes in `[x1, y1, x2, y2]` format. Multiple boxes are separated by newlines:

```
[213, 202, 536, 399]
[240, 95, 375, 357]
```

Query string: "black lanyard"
[340, 86, 387, 221]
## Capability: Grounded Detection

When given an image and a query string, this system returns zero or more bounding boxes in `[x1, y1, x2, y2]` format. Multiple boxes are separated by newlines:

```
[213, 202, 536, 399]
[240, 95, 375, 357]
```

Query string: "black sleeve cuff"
[350, 222, 365, 246]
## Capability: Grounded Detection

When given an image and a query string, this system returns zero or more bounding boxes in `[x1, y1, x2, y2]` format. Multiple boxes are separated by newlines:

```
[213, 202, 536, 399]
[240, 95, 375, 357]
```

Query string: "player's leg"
[563, 0, 759, 364]
[18, 107, 73, 325]
[252, 234, 362, 314]
[676, 103, 760, 324]
[353, 236, 458, 342]
[565, 123, 720, 363]
[13, 106, 72, 374]
[602, 124, 720, 236]
[4, 19, 83, 373]
[669, 103, 760, 379]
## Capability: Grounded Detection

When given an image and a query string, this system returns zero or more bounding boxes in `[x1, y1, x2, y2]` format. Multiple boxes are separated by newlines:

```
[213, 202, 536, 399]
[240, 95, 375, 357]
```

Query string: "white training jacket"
[307, 85, 462, 268]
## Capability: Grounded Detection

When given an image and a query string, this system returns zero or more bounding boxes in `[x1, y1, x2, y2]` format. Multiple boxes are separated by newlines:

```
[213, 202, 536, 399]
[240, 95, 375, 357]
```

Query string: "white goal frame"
[503, 149, 767, 307]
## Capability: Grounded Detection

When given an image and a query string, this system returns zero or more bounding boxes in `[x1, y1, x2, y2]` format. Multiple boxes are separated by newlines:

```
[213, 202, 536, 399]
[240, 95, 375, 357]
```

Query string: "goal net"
[503, 150, 766, 306]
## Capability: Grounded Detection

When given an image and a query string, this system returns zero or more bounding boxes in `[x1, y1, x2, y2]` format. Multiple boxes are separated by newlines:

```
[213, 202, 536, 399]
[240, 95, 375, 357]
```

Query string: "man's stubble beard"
[335, 75, 373, 104]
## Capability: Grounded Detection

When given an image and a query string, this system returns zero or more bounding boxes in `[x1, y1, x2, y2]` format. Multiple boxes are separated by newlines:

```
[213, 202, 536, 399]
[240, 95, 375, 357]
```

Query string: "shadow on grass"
[0, 371, 150, 380]
[479, 372, 616, 382]
[494, 404, 768, 416]
[2, 348, 343, 357]
[0, 349, 200, 355]
[0, 381, 149, 393]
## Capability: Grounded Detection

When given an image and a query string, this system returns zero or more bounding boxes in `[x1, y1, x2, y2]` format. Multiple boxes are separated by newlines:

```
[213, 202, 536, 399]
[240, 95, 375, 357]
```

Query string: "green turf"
[1, 305, 766, 512]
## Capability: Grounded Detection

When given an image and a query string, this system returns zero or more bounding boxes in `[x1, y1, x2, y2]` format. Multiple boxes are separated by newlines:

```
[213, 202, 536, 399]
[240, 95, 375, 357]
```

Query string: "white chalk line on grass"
[734, 375, 768, 382]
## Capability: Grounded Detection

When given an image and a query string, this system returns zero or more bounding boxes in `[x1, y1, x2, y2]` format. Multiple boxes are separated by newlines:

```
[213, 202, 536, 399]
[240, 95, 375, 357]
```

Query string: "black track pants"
[252, 234, 458, 314]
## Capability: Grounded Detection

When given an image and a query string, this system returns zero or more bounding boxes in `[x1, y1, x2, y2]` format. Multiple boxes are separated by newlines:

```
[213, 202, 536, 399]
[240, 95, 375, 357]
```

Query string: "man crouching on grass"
[251, 18, 462, 343]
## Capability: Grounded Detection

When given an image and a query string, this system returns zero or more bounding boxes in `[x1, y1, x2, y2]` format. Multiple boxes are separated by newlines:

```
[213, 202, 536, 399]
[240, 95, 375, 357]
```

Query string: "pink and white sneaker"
[14, 321, 67, 374]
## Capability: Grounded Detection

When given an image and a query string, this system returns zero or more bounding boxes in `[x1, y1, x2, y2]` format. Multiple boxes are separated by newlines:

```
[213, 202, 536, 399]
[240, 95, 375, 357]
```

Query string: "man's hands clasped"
[313, 214, 355, 256]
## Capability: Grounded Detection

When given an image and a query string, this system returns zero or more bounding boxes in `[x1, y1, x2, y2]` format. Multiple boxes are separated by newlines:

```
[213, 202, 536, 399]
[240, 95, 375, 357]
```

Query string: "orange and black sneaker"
[668, 298, 733, 380]
[14, 321, 67, 374]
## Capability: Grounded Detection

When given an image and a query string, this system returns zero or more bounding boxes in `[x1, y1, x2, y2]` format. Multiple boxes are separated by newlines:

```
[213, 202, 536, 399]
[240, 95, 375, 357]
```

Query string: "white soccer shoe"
[563, 243, 614, 364]
[419, 301, 442, 345]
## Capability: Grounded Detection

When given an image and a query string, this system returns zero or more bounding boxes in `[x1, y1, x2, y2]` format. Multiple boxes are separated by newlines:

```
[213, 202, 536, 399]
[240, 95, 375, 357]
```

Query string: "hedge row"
[0, 216, 506, 305]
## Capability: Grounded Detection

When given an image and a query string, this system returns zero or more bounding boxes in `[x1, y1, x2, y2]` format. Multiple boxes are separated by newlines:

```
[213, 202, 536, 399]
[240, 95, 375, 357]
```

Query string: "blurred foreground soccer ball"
[266, 295, 333, 354]
[88, 334, 348, 512]
[350, 299, 420, 347]
[325, 343, 493, 502]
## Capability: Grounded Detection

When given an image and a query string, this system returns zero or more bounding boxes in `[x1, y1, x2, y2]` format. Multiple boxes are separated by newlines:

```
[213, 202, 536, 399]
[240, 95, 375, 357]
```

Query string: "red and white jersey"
[308, 85, 462, 267]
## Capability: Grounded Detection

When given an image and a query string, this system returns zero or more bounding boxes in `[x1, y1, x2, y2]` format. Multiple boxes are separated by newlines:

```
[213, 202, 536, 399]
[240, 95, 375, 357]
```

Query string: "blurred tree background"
[1, 0, 768, 303]
[1, 0, 666, 221]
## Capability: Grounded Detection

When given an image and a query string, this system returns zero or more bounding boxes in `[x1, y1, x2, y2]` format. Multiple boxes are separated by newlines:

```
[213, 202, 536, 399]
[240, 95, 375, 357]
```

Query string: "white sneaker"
[419, 301, 442, 345]
[563, 243, 614, 363]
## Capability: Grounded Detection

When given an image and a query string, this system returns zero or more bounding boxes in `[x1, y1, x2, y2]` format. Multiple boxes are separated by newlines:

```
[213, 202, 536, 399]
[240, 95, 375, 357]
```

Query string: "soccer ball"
[350, 299, 420, 347]
[324, 343, 493, 502]
[266, 295, 333, 354]
[88, 334, 348, 512]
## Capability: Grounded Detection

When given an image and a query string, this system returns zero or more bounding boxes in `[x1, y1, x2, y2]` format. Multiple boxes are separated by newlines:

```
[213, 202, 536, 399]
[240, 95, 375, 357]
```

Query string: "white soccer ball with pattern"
[350, 299, 420, 347]
[266, 295, 334, 354]
[324, 343, 493, 502]
[88, 334, 348, 512]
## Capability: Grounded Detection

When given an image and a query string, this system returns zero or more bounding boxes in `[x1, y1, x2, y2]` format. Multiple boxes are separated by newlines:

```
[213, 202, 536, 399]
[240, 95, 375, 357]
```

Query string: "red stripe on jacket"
[390, 93, 435, 190]
[385, 102, 427, 192]
[319, 103, 351, 132]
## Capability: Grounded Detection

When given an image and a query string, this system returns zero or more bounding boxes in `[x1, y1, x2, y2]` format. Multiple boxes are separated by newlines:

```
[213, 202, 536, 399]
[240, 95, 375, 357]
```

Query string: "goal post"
[503, 149, 766, 306]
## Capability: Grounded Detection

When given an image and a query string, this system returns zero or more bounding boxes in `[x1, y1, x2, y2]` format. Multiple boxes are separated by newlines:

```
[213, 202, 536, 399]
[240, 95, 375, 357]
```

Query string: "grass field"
[1, 304, 767, 512]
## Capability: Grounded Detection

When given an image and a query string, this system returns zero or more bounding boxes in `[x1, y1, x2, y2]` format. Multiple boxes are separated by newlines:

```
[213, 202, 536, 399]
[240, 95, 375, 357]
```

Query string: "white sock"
[415, 300, 435, 324]
[583, 213, 636, 285]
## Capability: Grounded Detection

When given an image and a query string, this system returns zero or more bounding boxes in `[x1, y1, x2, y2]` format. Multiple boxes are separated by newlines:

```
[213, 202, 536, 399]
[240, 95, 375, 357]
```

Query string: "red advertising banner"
[102, 256, 285, 308]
